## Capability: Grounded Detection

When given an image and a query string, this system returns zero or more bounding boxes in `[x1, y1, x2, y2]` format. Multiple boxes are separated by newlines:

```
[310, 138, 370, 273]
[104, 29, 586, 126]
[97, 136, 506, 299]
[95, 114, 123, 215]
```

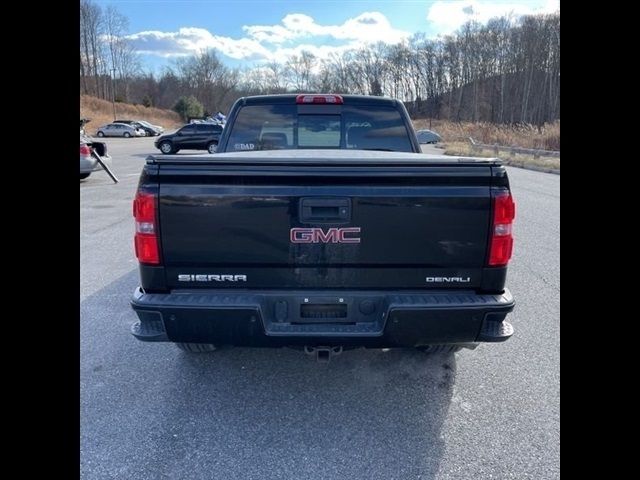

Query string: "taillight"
[133, 191, 160, 264]
[80, 144, 91, 156]
[488, 190, 515, 266]
[296, 94, 343, 104]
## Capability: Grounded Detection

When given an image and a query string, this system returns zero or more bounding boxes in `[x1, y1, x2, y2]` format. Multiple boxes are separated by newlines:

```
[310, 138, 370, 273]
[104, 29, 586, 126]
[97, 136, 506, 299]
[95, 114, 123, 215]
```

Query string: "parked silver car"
[80, 135, 112, 180]
[96, 122, 145, 138]
[416, 129, 442, 144]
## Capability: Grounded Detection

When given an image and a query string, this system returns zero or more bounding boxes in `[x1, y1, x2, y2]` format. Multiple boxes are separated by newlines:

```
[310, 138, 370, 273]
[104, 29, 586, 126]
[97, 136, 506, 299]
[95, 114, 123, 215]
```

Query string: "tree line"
[80, 0, 559, 125]
[80, 0, 141, 102]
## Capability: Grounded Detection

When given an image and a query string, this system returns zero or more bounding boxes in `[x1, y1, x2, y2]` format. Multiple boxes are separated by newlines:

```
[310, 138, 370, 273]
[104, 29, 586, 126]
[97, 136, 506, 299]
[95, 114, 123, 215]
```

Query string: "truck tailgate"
[152, 153, 497, 290]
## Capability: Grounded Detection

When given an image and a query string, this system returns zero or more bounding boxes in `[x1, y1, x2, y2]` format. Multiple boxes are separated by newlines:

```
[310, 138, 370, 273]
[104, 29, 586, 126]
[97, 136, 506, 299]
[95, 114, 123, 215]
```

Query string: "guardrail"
[468, 137, 560, 159]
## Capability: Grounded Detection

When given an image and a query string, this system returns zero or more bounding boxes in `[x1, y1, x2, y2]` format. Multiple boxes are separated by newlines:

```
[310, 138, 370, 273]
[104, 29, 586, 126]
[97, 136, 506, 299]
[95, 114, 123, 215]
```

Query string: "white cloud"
[427, 0, 560, 34]
[242, 23, 294, 44]
[126, 27, 271, 60]
[244, 12, 408, 45]
[126, 12, 409, 62]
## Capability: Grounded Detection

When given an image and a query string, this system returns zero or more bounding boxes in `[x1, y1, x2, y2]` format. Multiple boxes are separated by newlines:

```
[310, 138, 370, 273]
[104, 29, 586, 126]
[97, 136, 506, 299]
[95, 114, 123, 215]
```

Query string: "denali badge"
[290, 227, 361, 244]
[178, 274, 247, 282]
[426, 277, 471, 283]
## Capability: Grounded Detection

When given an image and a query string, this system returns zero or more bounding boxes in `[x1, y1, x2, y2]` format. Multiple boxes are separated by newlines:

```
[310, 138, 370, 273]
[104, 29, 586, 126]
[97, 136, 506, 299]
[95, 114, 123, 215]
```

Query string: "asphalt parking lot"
[80, 136, 559, 479]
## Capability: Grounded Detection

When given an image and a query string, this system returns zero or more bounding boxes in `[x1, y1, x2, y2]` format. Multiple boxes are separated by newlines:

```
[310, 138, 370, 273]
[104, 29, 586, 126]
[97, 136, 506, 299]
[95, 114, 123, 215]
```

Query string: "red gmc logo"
[290, 227, 361, 244]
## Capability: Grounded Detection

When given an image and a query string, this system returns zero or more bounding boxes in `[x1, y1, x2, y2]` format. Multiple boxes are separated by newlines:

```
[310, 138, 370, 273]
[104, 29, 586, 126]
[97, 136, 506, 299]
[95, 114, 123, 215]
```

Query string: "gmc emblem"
[290, 227, 361, 244]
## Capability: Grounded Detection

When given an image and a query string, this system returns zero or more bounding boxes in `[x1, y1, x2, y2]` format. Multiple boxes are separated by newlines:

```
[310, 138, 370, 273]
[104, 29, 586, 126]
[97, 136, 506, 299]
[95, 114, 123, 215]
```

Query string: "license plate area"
[297, 303, 349, 323]
[263, 294, 385, 335]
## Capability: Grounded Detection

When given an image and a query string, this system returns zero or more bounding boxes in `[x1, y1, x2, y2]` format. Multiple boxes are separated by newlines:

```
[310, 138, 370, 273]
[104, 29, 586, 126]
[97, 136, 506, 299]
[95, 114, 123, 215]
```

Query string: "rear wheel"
[159, 141, 174, 154]
[80, 173, 90, 180]
[97, 131, 104, 137]
[417, 345, 463, 354]
[207, 142, 217, 154]
[176, 343, 217, 353]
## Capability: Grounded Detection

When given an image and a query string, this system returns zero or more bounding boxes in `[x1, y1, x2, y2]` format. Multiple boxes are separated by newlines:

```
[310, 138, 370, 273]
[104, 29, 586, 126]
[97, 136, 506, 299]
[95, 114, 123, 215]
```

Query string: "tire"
[207, 142, 217, 154]
[123, 132, 131, 138]
[417, 345, 463, 354]
[97, 131, 104, 137]
[80, 173, 90, 180]
[159, 141, 174, 154]
[176, 343, 217, 353]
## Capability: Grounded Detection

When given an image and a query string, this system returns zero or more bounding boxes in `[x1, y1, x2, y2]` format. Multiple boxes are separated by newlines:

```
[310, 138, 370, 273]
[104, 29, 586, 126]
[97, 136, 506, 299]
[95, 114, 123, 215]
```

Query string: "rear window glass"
[225, 104, 412, 152]
[298, 115, 341, 147]
[179, 125, 196, 135]
[197, 124, 222, 133]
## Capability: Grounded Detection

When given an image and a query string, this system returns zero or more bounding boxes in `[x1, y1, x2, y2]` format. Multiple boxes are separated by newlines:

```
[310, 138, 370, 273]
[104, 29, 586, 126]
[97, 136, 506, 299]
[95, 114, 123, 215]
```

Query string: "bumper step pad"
[477, 318, 514, 342]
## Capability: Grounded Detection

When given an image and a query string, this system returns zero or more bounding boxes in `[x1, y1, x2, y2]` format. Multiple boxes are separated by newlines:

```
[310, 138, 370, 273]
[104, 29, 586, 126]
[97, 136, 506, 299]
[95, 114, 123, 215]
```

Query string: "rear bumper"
[79, 154, 112, 173]
[130, 288, 514, 348]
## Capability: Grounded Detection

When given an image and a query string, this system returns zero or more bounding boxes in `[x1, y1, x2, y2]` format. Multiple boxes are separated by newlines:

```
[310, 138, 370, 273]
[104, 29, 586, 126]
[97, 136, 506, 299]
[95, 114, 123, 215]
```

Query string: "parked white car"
[80, 135, 112, 180]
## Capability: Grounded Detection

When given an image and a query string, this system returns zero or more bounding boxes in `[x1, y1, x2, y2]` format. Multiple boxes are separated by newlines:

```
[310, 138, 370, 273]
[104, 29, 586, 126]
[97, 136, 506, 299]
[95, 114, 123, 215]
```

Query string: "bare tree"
[286, 51, 316, 91]
[265, 61, 286, 93]
[80, 0, 104, 98]
[81, 1, 559, 126]
[175, 50, 237, 113]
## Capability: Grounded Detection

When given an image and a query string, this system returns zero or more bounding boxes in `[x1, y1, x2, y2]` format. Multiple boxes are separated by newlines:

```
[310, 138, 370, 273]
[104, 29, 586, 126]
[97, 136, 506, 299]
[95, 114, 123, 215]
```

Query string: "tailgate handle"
[299, 198, 351, 223]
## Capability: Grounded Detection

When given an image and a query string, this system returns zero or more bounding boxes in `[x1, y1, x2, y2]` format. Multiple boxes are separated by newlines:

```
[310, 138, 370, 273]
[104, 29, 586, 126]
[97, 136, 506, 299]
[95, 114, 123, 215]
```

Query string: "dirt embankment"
[81, 95, 183, 135]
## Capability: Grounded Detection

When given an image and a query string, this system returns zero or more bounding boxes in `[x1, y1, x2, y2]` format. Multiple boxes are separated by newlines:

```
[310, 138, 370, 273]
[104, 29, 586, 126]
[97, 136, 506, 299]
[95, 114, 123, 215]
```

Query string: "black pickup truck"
[131, 94, 515, 360]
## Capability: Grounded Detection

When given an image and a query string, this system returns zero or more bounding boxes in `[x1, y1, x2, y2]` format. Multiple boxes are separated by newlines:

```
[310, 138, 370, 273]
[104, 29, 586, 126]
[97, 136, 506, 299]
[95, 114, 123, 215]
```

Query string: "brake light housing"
[80, 144, 92, 156]
[133, 191, 160, 264]
[296, 94, 343, 104]
[488, 190, 515, 266]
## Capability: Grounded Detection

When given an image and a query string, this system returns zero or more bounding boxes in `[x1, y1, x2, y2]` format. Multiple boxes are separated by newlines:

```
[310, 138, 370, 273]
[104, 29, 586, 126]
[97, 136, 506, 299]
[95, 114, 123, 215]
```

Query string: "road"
[81, 137, 559, 479]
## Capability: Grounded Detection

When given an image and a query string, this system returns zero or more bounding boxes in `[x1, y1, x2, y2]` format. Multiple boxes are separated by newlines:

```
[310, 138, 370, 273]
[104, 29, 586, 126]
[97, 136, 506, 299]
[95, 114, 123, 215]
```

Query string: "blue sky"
[95, 0, 559, 74]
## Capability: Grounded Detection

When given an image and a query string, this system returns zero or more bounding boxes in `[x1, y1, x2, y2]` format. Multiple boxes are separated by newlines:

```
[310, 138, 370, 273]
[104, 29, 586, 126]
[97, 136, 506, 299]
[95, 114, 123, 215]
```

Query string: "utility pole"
[111, 68, 117, 120]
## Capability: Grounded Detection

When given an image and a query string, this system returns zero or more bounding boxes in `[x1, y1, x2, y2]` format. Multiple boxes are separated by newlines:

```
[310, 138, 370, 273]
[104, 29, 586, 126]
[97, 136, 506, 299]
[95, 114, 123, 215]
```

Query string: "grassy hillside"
[413, 118, 560, 171]
[80, 95, 183, 135]
[412, 118, 560, 151]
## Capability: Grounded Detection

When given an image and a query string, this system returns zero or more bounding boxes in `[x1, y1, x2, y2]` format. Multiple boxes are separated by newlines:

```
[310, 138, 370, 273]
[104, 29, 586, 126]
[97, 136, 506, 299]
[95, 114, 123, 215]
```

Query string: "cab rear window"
[225, 104, 412, 152]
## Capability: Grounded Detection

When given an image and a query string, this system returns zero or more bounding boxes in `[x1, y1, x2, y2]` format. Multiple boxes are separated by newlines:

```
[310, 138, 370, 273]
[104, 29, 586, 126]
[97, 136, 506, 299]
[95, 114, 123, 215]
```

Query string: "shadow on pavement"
[81, 270, 456, 479]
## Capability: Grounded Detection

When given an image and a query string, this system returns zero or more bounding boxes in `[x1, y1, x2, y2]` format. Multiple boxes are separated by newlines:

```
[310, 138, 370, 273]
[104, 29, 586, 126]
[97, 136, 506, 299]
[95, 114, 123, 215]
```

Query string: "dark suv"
[154, 123, 223, 154]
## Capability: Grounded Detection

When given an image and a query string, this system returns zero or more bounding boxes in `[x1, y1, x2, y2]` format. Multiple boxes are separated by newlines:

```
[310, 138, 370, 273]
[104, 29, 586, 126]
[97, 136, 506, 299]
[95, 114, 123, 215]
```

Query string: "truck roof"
[236, 94, 402, 107]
